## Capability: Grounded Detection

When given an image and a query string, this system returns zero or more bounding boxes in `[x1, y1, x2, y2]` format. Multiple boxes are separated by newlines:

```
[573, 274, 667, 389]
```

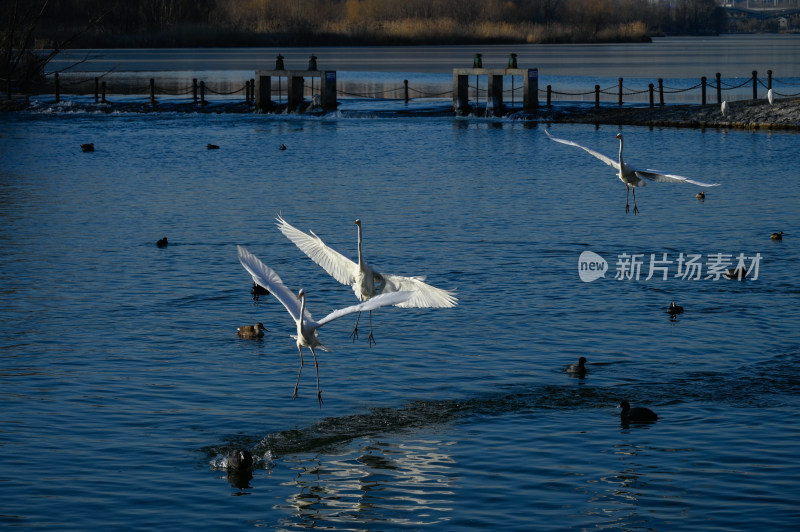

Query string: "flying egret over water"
[237, 245, 414, 406]
[545, 130, 720, 214]
[276, 216, 457, 346]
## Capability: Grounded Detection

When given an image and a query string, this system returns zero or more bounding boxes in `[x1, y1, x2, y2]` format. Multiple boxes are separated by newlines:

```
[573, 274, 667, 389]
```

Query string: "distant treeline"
[19, 0, 730, 48]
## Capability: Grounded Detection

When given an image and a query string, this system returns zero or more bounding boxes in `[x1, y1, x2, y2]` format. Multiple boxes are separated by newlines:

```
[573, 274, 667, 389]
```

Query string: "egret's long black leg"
[625, 185, 631, 214]
[367, 311, 376, 348]
[293, 346, 305, 400]
[309, 345, 323, 407]
[349, 312, 362, 342]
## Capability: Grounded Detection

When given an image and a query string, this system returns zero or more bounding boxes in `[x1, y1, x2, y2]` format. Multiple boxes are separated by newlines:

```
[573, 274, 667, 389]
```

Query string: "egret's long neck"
[356, 223, 365, 271]
[618, 136, 624, 167]
[298, 293, 306, 329]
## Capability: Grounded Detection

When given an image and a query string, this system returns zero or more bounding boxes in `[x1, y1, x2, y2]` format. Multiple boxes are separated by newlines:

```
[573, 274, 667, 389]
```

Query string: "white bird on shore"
[276, 216, 457, 346]
[237, 245, 413, 406]
[721, 100, 729, 116]
[545, 130, 720, 214]
[767, 88, 774, 105]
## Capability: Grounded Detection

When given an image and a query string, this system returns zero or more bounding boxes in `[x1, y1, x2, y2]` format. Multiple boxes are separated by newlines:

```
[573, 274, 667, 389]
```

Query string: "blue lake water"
[3, 39, 800, 530]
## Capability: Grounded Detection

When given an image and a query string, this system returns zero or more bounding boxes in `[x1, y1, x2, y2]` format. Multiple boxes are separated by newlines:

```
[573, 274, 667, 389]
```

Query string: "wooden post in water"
[649, 83, 654, 107]
[150, 78, 156, 106]
[595, 85, 600, 108]
[54, 73, 60, 102]
[404, 80, 409, 103]
[618, 78, 623, 106]
[192, 79, 198, 103]
[767, 70, 772, 90]
[547, 85, 552, 108]
[250, 78, 255, 105]
[716, 73, 722, 105]
[95, 77, 99, 103]
[752, 70, 758, 100]
[701, 76, 707, 105]
[658, 78, 664, 106]
[101, 81, 107, 103]
[200, 81, 206, 106]
[245, 80, 250, 104]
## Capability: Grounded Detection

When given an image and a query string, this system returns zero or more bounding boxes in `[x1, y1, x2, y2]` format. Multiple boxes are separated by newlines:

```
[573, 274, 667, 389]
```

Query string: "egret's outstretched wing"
[545, 130, 620, 170]
[315, 290, 415, 327]
[237, 245, 308, 322]
[276, 216, 357, 286]
[633, 169, 720, 187]
[380, 273, 458, 308]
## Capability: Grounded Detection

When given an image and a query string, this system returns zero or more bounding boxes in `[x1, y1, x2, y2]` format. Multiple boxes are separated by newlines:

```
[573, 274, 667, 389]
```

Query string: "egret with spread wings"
[237, 245, 413, 406]
[545, 130, 720, 214]
[276, 216, 457, 346]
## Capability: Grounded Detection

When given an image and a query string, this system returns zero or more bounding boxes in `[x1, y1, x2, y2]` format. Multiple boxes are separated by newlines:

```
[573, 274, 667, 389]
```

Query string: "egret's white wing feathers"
[276, 216, 357, 286]
[237, 245, 311, 322]
[545, 130, 620, 170]
[380, 273, 458, 308]
[316, 291, 414, 327]
[633, 169, 720, 187]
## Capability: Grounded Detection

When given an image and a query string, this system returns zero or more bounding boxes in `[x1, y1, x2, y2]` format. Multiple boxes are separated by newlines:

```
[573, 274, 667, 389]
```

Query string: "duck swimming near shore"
[771, 231, 784, 241]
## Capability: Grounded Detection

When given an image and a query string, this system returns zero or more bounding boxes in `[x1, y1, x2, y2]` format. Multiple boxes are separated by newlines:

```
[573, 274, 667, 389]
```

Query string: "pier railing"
[27, 69, 800, 113]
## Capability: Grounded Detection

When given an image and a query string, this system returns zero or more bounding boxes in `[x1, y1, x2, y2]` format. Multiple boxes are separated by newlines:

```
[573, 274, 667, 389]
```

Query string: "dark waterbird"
[226, 449, 254, 471]
[225, 449, 254, 489]
[696, 191, 705, 200]
[156, 237, 168, 248]
[618, 400, 658, 423]
[279, 144, 287, 151]
[565, 356, 587, 376]
[251, 281, 270, 301]
[666, 301, 684, 316]
[771, 231, 784, 241]
[237, 322, 266, 339]
[725, 267, 748, 281]
[207, 143, 220, 150]
[80, 143, 94, 152]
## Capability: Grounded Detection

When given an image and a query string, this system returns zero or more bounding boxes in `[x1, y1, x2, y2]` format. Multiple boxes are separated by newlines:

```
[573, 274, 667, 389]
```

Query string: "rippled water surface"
[2, 87, 800, 528]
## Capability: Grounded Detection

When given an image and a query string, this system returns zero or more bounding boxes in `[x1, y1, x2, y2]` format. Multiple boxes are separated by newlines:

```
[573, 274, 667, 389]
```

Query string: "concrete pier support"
[453, 68, 538, 116]
[255, 70, 337, 113]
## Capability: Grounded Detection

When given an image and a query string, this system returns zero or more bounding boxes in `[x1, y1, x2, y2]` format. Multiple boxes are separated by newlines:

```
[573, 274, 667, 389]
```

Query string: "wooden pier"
[453, 68, 539, 116]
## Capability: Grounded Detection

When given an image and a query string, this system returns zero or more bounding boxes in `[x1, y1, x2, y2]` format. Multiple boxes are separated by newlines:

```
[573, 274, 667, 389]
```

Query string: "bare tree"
[1, 0, 107, 100]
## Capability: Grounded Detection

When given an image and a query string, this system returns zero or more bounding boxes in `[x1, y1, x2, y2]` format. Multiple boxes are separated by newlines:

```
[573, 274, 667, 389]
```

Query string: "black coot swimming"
[618, 400, 658, 423]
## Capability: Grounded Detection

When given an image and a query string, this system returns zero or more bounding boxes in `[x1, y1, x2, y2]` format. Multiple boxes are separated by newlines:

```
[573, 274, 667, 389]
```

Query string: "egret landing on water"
[237, 245, 414, 407]
[276, 216, 457, 346]
[545, 130, 720, 214]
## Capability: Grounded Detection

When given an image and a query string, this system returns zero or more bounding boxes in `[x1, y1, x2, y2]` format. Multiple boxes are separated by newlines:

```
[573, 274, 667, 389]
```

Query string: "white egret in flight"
[237, 245, 413, 406]
[545, 130, 720, 214]
[276, 216, 458, 346]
